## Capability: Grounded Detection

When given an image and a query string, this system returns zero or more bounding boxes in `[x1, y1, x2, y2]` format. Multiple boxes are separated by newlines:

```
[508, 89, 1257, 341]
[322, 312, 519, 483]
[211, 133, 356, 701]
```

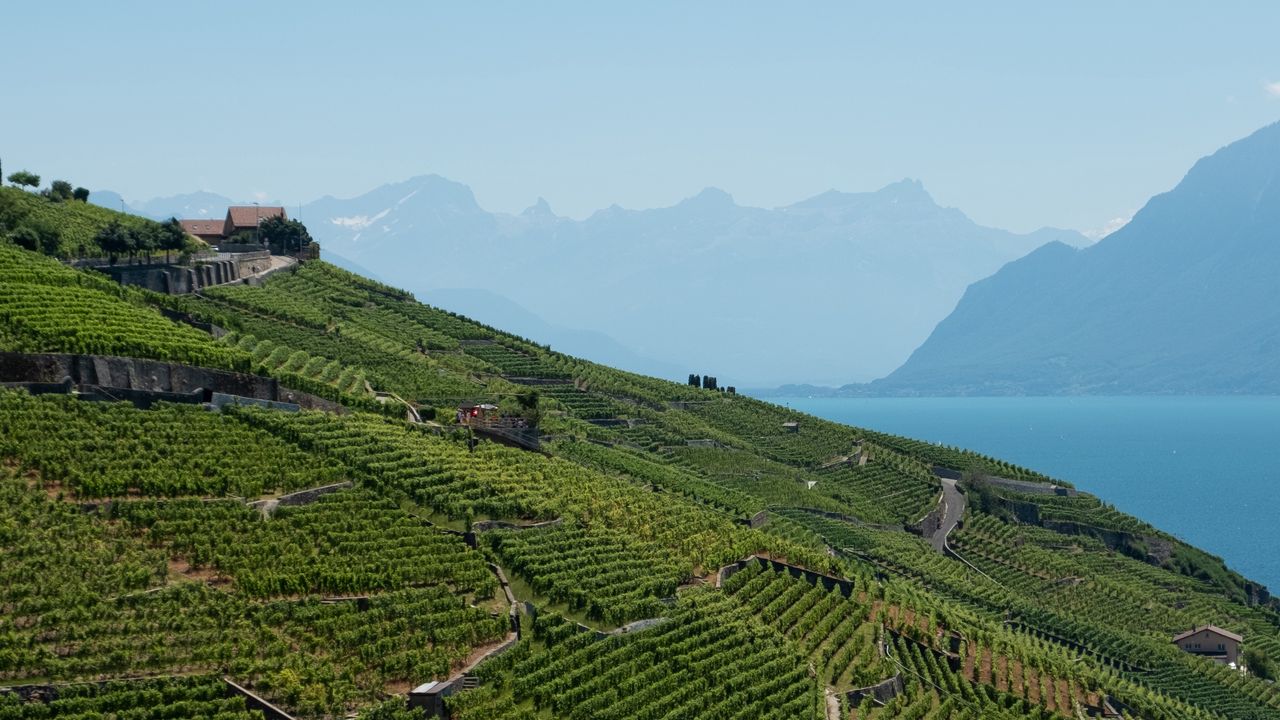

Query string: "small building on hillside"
[177, 206, 288, 246]
[1172, 625, 1242, 665]
[407, 680, 455, 717]
[179, 218, 226, 245]
[457, 403, 500, 427]
[782, 421, 800, 433]
[224, 205, 287, 238]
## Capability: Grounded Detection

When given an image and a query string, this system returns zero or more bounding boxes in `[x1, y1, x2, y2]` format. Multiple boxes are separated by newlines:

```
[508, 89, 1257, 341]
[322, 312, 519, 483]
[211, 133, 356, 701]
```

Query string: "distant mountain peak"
[784, 189, 854, 209]
[522, 196, 556, 218]
[88, 190, 132, 214]
[876, 177, 932, 202]
[315, 173, 484, 218]
[681, 186, 736, 207]
[591, 202, 628, 219]
[403, 173, 460, 188]
[784, 180, 935, 212]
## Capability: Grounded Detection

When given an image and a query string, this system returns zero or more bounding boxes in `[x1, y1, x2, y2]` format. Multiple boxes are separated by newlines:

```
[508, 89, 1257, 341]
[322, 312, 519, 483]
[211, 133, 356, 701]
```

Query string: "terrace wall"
[0, 352, 271, 398]
[719, 555, 860, 599]
[910, 502, 944, 539]
[844, 674, 903, 706]
[93, 259, 241, 294]
[0, 352, 339, 412]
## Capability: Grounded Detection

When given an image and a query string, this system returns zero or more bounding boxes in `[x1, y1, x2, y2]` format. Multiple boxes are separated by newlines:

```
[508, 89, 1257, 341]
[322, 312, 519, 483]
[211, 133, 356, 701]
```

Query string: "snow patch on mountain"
[330, 208, 391, 231]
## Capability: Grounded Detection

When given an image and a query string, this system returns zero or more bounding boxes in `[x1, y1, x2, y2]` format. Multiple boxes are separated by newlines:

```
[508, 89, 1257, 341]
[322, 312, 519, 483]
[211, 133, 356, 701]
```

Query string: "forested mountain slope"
[1, 192, 1279, 719]
[873, 121, 1280, 395]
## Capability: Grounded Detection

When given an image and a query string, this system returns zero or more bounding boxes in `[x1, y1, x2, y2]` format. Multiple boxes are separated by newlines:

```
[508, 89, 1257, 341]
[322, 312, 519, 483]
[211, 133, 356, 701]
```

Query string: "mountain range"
[91, 116, 1280, 395]
[91, 190, 256, 221]
[301, 178, 1086, 386]
[96, 179, 1085, 385]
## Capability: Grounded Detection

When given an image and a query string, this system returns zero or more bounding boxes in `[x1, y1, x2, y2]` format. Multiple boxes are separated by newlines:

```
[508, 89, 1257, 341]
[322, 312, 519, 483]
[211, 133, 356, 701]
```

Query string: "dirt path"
[825, 688, 841, 720]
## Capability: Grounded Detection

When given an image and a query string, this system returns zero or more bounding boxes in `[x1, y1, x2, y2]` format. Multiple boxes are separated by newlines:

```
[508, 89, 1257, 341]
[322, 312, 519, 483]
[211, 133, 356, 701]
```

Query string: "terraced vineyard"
[813, 459, 941, 525]
[222, 406, 810, 572]
[539, 383, 631, 419]
[3, 209, 1280, 720]
[550, 439, 765, 519]
[116, 491, 497, 597]
[225, 330, 374, 401]
[0, 243, 248, 369]
[0, 675, 267, 719]
[488, 523, 687, 625]
[462, 341, 567, 379]
[0, 441, 507, 716]
[721, 563, 885, 690]
[0, 392, 341, 497]
[508, 591, 822, 719]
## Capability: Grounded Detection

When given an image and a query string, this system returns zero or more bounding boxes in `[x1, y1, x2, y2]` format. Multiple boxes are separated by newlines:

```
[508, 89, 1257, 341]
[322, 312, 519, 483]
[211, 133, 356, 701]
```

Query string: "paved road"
[931, 478, 966, 554]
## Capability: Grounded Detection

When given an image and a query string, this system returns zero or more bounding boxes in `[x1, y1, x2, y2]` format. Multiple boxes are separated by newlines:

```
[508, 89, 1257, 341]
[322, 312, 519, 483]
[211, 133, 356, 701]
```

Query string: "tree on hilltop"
[258, 215, 313, 255]
[46, 180, 73, 202]
[72, 187, 90, 202]
[7, 170, 39, 189]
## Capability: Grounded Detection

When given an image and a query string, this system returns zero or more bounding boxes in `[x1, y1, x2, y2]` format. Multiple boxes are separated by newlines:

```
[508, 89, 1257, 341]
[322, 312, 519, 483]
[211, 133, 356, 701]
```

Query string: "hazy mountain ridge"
[90, 190, 239, 221]
[418, 287, 687, 379]
[294, 177, 1086, 385]
[861, 121, 1280, 395]
[96, 175, 1091, 386]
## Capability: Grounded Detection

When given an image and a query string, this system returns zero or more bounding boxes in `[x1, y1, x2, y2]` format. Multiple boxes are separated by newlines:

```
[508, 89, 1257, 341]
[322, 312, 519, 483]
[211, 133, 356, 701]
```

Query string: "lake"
[768, 396, 1280, 593]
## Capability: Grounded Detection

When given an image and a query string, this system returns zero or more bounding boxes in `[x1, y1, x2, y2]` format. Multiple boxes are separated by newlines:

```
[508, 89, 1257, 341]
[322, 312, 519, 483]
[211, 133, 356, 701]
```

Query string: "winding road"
[930, 478, 966, 554]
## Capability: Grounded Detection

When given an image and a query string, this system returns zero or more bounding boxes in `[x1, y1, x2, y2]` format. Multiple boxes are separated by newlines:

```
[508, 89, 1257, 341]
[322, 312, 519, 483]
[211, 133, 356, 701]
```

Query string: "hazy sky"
[5, 1, 1280, 234]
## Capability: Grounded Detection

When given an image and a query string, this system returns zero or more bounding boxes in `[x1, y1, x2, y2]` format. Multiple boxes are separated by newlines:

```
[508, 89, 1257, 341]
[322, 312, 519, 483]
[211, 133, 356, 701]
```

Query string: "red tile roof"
[179, 219, 225, 237]
[1172, 625, 1243, 643]
[226, 206, 287, 230]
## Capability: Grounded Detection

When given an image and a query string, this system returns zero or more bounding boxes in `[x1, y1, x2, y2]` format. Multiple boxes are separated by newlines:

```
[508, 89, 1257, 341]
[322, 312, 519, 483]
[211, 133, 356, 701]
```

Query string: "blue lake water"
[770, 396, 1280, 593]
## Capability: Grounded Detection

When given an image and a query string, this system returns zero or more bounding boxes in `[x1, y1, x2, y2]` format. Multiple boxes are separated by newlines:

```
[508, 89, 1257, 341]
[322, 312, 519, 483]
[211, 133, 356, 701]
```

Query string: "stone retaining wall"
[93, 259, 245, 294]
[0, 352, 338, 412]
[843, 674, 903, 706]
[274, 481, 353, 507]
[207, 392, 301, 413]
[472, 517, 563, 533]
[1, 352, 269, 398]
[786, 506, 904, 533]
[719, 555, 860, 599]
[911, 502, 944, 539]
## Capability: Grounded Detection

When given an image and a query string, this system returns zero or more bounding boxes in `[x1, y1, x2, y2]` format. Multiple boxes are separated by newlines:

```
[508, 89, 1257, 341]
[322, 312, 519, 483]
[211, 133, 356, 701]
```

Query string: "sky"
[4, 1, 1280, 235]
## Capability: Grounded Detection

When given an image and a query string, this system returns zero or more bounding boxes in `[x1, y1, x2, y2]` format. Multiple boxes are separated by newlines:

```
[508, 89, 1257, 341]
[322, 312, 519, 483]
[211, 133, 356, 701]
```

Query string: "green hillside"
[2, 196, 1279, 719]
[0, 185, 177, 259]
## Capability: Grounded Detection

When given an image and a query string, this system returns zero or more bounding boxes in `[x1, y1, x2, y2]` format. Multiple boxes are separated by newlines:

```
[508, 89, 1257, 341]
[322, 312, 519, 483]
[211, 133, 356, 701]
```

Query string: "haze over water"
[771, 395, 1280, 593]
